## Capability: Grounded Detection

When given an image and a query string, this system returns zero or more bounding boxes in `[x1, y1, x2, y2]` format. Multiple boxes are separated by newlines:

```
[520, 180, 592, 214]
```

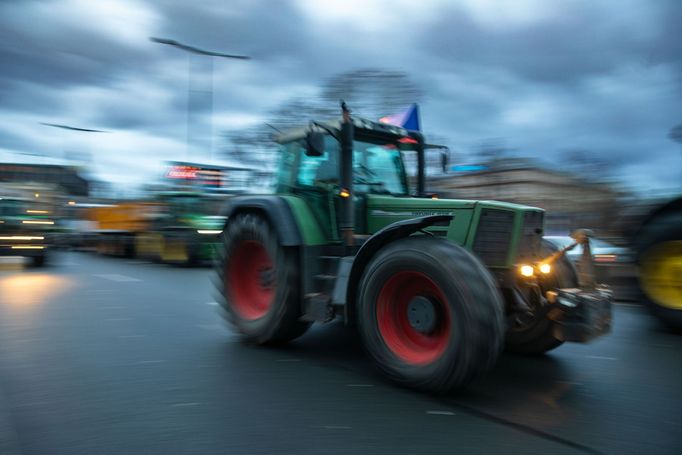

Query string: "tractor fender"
[222, 196, 302, 246]
[344, 214, 453, 323]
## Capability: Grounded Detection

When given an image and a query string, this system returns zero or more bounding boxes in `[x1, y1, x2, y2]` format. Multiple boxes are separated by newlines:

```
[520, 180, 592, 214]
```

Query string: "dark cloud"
[0, 0, 680, 193]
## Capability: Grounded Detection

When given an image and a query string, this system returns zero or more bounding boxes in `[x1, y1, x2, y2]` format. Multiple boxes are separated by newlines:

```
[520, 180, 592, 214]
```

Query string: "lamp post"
[150, 37, 250, 163]
[39, 122, 108, 163]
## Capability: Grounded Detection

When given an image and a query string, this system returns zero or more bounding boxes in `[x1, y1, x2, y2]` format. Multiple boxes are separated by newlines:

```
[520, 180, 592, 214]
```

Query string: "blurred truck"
[86, 201, 158, 257]
[87, 191, 224, 266]
[631, 196, 682, 328]
[0, 196, 54, 266]
[137, 191, 225, 266]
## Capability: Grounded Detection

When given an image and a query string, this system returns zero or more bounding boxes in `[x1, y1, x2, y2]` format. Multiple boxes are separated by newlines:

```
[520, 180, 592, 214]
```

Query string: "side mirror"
[305, 132, 325, 157]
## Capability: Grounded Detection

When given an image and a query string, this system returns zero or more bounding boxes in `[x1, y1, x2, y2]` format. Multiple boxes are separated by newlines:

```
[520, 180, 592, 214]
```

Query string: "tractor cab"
[274, 116, 418, 243]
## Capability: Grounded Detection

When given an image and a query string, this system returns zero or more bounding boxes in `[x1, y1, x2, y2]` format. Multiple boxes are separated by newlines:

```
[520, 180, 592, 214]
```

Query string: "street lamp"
[39, 123, 109, 133]
[39, 122, 109, 163]
[150, 37, 250, 163]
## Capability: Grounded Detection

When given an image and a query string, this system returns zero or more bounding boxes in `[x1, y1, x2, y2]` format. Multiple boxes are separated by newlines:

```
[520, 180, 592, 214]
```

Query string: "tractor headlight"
[539, 263, 552, 274]
[519, 265, 534, 278]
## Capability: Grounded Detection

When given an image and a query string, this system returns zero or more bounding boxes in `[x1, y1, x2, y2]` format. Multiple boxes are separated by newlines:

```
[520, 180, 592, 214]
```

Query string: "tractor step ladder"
[302, 255, 353, 322]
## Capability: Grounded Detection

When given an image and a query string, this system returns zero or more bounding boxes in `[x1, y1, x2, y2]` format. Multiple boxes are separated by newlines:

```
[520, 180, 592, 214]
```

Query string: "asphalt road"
[0, 252, 680, 455]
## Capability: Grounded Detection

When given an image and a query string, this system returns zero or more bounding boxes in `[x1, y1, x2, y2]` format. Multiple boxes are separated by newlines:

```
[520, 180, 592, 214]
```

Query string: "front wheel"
[217, 213, 310, 344]
[505, 239, 578, 354]
[357, 236, 505, 392]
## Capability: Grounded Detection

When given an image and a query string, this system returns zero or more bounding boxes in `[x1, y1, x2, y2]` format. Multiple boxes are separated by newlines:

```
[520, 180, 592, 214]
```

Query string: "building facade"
[429, 158, 622, 236]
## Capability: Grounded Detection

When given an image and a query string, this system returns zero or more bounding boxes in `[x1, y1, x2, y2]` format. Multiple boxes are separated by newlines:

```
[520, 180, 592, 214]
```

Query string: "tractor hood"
[366, 195, 540, 224]
[366, 195, 544, 263]
[367, 195, 476, 218]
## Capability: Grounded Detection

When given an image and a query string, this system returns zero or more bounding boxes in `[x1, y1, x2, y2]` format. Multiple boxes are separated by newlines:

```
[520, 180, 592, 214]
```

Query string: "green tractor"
[137, 191, 225, 266]
[215, 104, 612, 391]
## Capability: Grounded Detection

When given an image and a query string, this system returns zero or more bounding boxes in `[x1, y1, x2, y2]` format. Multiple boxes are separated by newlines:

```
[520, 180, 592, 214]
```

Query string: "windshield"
[353, 138, 410, 196]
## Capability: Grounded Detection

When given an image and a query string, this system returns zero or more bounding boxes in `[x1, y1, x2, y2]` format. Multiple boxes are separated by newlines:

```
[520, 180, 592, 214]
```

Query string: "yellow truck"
[86, 202, 161, 258]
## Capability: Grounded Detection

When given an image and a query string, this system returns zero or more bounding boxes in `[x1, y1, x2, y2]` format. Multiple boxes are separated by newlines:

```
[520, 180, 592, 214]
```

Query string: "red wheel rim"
[376, 271, 450, 365]
[227, 240, 275, 320]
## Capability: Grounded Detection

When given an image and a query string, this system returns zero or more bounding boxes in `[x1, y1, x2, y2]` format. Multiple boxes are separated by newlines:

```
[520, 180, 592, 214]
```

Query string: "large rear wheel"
[636, 215, 682, 329]
[357, 236, 505, 392]
[217, 213, 310, 344]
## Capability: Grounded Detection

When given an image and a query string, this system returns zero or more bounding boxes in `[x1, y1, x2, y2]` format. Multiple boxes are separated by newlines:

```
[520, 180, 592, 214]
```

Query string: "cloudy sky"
[1, 0, 680, 195]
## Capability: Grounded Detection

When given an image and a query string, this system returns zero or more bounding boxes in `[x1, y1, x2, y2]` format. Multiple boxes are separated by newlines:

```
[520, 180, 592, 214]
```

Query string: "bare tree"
[320, 68, 423, 120]
[219, 69, 424, 167]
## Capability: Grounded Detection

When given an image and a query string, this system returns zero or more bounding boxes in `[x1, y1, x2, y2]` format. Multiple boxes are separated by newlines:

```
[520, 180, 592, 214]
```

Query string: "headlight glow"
[594, 254, 616, 263]
[519, 265, 534, 277]
[22, 220, 54, 225]
[197, 229, 222, 235]
[539, 263, 551, 274]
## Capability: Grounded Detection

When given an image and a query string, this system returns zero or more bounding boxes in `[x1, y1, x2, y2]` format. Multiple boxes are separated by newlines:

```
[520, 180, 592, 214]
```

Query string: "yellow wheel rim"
[640, 241, 682, 310]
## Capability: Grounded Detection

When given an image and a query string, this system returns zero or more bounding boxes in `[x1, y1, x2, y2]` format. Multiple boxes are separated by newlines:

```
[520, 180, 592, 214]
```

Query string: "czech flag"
[379, 103, 421, 131]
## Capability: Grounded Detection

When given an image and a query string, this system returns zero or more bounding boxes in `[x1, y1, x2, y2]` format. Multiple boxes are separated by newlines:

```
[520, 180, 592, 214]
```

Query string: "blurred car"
[544, 236, 634, 264]
[0, 196, 52, 266]
[544, 236, 636, 285]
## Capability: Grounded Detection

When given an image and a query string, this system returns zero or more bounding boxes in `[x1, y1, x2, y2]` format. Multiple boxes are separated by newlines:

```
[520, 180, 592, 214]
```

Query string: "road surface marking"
[205, 301, 219, 306]
[94, 274, 141, 282]
[135, 360, 166, 364]
[170, 402, 200, 407]
[347, 384, 374, 387]
[584, 355, 618, 361]
[321, 425, 352, 430]
[426, 410, 456, 416]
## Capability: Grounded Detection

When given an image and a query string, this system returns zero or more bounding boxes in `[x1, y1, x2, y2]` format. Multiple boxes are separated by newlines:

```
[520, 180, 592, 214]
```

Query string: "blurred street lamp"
[150, 37, 250, 163]
[39, 122, 108, 164]
[39, 123, 109, 133]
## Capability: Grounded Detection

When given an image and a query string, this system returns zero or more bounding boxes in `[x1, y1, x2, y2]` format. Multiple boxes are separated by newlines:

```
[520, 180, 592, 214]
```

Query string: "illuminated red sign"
[166, 166, 199, 179]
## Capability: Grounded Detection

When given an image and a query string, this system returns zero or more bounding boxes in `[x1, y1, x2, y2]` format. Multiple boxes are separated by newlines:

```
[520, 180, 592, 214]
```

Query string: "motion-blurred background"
[3, 0, 680, 294]
[1, 2, 681, 454]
